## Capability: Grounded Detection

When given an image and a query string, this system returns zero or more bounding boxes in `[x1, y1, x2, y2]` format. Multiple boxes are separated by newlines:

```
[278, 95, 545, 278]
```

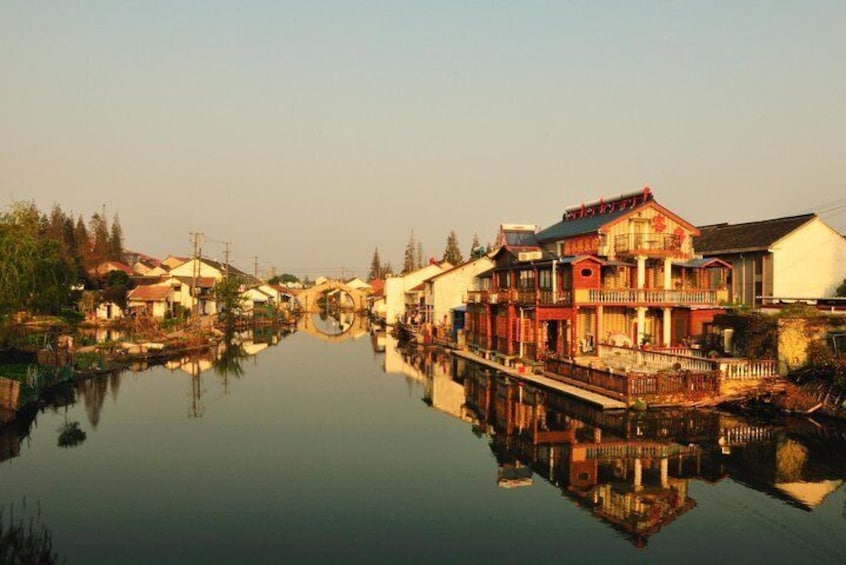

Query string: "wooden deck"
[451, 350, 627, 410]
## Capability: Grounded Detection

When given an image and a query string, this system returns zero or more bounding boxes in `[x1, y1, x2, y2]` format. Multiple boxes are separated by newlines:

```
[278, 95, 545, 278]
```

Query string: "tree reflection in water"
[0, 500, 62, 564]
[213, 330, 248, 380]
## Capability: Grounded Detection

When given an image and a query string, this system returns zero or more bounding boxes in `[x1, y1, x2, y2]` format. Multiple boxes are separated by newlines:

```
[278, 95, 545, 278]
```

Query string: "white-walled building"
[697, 214, 846, 307]
[423, 255, 494, 327]
[383, 262, 451, 325]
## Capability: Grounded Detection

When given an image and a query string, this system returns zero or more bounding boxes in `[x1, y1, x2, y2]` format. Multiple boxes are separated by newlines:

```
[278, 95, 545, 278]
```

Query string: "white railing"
[587, 288, 718, 305]
[598, 343, 717, 373]
[719, 359, 778, 379]
[650, 346, 707, 358]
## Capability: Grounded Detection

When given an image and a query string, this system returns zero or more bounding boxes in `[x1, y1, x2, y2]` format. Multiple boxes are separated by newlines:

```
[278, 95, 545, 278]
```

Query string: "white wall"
[169, 259, 224, 279]
[772, 217, 846, 298]
[384, 264, 447, 324]
[427, 257, 494, 326]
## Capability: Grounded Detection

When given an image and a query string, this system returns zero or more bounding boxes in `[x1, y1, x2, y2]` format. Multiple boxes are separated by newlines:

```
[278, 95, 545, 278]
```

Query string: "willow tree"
[0, 202, 74, 320]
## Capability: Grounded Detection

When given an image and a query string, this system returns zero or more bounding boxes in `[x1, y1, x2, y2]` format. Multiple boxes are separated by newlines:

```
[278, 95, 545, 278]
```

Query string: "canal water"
[2, 317, 846, 564]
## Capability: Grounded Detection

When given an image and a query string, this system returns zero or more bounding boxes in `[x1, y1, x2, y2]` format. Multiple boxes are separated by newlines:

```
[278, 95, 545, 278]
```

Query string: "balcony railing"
[586, 288, 718, 306]
[467, 289, 573, 306]
[538, 290, 572, 306]
[614, 233, 682, 255]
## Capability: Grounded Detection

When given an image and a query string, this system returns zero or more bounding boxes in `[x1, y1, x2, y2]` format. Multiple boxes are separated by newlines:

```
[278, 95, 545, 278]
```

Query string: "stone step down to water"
[451, 350, 627, 410]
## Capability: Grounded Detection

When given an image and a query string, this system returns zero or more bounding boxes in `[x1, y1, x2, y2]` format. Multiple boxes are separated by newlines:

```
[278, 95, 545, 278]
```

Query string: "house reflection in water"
[463, 369, 697, 546]
[378, 345, 846, 547]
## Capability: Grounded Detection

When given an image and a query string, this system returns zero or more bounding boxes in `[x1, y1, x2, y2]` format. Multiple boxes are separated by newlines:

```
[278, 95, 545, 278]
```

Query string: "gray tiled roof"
[695, 214, 815, 254]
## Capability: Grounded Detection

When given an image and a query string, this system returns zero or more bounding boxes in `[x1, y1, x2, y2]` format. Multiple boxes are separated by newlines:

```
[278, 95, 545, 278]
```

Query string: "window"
[580, 267, 593, 278]
[497, 271, 510, 289]
[518, 270, 535, 290]
[539, 269, 552, 290]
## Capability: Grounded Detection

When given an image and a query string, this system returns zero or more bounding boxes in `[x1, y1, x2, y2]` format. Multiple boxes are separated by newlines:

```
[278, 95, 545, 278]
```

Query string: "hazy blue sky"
[2, 2, 844, 279]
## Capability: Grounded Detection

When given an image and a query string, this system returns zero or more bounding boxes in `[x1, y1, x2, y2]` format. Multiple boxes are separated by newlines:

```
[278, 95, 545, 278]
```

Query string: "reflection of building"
[383, 336, 427, 383]
[463, 368, 698, 546]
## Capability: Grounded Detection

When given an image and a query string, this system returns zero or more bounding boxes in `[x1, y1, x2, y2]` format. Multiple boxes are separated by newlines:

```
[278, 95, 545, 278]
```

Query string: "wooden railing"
[627, 371, 719, 397]
[614, 233, 682, 254]
[538, 290, 572, 306]
[587, 288, 718, 305]
[545, 357, 629, 398]
[545, 355, 721, 405]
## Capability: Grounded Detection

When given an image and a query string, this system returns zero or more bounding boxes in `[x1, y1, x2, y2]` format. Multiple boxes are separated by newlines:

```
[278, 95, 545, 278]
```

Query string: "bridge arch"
[296, 280, 370, 313]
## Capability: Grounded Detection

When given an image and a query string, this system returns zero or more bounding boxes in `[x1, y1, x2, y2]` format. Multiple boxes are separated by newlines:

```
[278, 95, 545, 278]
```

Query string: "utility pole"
[189, 232, 204, 319]
[223, 241, 231, 279]
[252, 256, 259, 280]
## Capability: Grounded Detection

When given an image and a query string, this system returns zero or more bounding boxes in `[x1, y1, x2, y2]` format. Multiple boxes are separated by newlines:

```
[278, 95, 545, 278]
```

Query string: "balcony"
[584, 288, 720, 306]
[614, 233, 682, 256]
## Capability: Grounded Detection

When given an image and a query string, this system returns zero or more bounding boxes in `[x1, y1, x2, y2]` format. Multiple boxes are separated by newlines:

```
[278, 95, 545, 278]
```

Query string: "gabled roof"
[128, 285, 172, 302]
[496, 224, 540, 248]
[674, 258, 732, 269]
[92, 261, 135, 276]
[536, 188, 655, 243]
[174, 276, 218, 289]
[695, 214, 816, 254]
[491, 245, 555, 270]
[425, 256, 495, 282]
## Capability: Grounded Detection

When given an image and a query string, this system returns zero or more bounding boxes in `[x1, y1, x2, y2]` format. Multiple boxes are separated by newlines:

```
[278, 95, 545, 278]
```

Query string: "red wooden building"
[466, 188, 730, 362]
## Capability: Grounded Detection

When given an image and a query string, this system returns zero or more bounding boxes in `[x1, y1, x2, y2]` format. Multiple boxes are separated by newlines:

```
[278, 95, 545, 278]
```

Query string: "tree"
[268, 273, 300, 285]
[88, 213, 109, 268]
[383, 261, 394, 276]
[108, 214, 124, 262]
[368, 247, 383, 280]
[212, 277, 245, 326]
[101, 270, 134, 311]
[442, 230, 463, 265]
[836, 277, 846, 297]
[469, 233, 487, 259]
[416, 241, 424, 270]
[0, 201, 75, 319]
[402, 231, 416, 274]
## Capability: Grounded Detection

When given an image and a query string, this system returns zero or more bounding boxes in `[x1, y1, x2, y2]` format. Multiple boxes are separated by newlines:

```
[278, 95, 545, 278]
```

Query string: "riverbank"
[0, 316, 298, 425]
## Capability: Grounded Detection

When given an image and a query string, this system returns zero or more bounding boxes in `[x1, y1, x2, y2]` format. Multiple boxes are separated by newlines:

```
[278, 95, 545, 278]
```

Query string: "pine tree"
[108, 214, 124, 262]
[416, 241, 424, 269]
[442, 230, 463, 265]
[402, 230, 416, 274]
[89, 213, 109, 268]
[384, 261, 394, 276]
[74, 215, 92, 272]
[368, 247, 382, 280]
[469, 233, 484, 259]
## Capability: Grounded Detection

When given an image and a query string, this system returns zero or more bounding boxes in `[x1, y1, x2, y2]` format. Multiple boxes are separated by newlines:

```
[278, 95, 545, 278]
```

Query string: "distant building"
[696, 214, 846, 307]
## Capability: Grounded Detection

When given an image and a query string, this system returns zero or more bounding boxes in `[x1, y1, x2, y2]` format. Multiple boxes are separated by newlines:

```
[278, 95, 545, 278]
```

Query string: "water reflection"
[0, 326, 298, 463]
[381, 337, 846, 546]
[298, 311, 368, 341]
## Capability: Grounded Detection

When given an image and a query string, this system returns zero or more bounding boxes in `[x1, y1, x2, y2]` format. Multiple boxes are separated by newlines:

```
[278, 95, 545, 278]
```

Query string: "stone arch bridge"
[295, 280, 370, 313]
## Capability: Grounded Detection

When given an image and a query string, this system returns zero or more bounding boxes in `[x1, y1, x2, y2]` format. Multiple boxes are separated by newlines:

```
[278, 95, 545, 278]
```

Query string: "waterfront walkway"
[451, 350, 626, 410]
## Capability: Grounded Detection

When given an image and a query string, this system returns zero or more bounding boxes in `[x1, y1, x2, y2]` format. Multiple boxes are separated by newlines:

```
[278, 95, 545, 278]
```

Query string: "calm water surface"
[2, 318, 846, 564]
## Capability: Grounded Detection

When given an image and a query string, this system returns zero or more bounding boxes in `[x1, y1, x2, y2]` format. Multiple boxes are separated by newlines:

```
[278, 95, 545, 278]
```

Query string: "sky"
[2, 1, 845, 279]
